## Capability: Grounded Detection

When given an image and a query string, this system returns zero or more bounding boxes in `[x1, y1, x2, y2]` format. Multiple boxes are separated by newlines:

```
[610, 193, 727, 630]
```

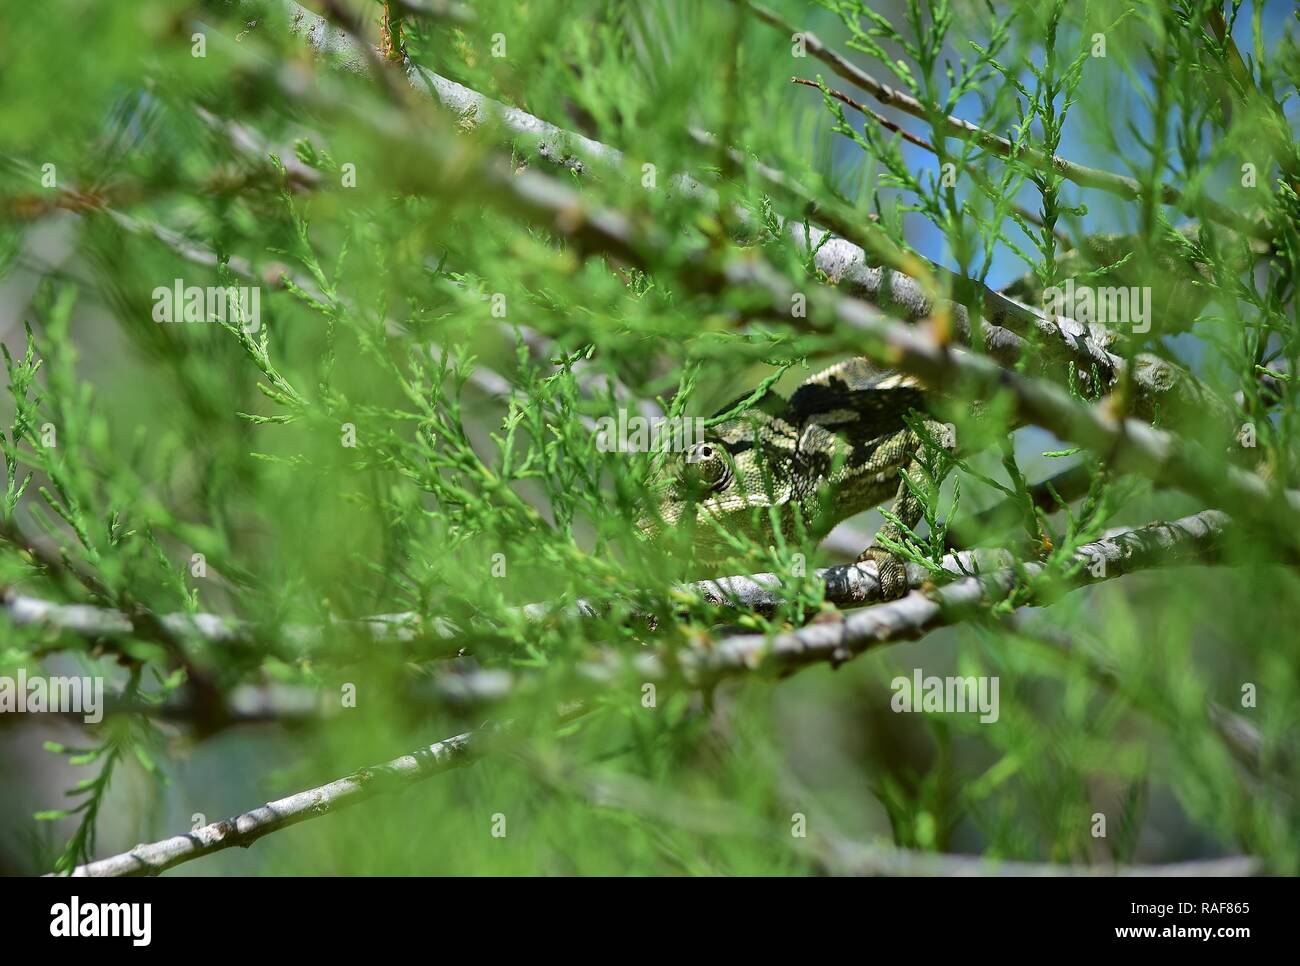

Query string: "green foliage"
[0, 0, 1296, 876]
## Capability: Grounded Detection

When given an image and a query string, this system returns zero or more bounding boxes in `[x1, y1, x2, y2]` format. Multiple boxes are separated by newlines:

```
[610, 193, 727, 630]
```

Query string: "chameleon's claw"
[857, 545, 909, 600]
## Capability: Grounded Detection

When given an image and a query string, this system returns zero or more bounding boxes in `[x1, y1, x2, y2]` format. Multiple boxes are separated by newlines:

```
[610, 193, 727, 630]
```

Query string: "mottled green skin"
[640, 359, 953, 597]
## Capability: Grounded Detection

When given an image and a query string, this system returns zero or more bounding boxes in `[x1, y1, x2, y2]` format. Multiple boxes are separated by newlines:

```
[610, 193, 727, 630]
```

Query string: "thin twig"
[55, 730, 476, 876]
[732, 0, 1268, 240]
[791, 76, 1074, 248]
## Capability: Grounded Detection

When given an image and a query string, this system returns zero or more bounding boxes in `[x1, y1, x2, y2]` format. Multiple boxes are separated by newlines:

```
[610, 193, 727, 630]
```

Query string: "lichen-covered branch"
[591, 510, 1234, 686]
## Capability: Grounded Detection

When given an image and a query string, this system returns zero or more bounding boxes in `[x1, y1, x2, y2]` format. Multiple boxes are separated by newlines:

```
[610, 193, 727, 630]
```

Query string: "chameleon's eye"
[684, 442, 731, 491]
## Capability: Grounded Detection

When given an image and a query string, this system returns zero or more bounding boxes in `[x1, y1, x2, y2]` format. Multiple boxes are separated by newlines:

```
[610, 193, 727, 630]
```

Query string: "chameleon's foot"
[857, 545, 909, 600]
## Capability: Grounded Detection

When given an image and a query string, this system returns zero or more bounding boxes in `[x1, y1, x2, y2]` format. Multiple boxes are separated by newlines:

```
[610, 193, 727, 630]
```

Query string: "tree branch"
[590, 510, 1236, 686]
[734, 0, 1268, 240]
[54, 729, 476, 876]
[523, 744, 1260, 876]
[60, 716, 1259, 877]
[245, 0, 1231, 433]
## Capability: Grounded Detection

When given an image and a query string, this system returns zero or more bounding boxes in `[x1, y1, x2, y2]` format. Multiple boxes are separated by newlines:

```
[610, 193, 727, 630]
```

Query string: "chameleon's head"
[636, 398, 805, 563]
[635, 359, 938, 568]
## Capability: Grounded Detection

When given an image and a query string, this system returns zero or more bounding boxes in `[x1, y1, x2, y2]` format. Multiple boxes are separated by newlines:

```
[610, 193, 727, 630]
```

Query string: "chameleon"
[638, 224, 1261, 588]
[638, 358, 955, 599]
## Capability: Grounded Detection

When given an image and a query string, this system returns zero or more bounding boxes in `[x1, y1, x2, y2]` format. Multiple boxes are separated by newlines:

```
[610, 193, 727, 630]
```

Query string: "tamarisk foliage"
[0, 0, 1297, 876]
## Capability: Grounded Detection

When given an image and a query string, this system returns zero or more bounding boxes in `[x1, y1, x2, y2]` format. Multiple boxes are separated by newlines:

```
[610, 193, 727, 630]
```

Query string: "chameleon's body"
[641, 358, 954, 598]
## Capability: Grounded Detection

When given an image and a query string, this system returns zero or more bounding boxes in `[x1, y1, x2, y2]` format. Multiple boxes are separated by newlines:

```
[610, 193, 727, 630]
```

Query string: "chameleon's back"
[784, 358, 935, 534]
[786, 358, 932, 454]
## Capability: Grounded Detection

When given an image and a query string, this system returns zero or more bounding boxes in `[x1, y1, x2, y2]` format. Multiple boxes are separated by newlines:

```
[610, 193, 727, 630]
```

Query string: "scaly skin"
[639, 358, 954, 598]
